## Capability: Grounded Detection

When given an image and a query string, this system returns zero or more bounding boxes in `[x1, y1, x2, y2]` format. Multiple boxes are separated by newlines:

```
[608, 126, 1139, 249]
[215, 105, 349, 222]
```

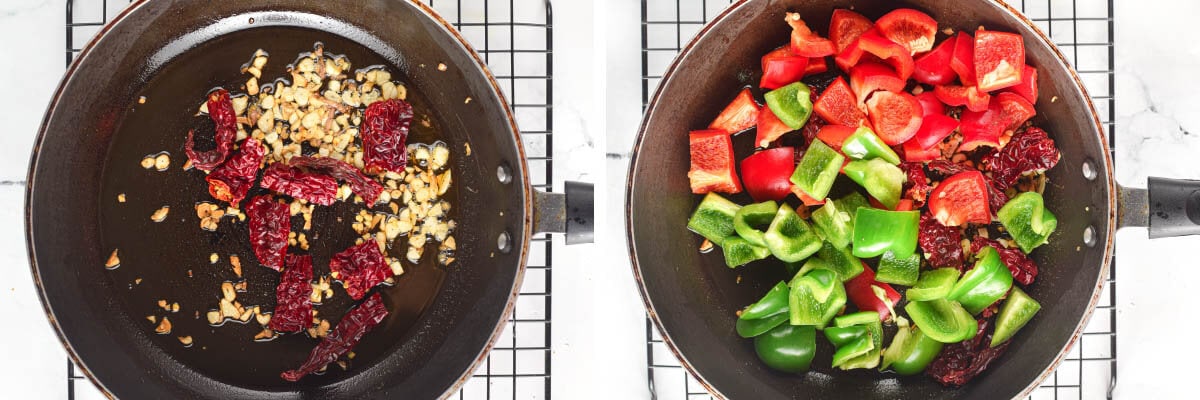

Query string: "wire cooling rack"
[640, 1, 1117, 399]
[64, 0, 554, 399]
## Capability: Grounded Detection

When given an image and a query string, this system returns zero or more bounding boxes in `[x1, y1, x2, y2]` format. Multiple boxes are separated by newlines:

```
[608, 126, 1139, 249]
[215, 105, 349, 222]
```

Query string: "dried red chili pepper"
[205, 138, 266, 205]
[983, 127, 1061, 191]
[919, 214, 964, 269]
[900, 162, 931, 206]
[926, 159, 971, 177]
[270, 254, 314, 333]
[329, 242, 392, 300]
[260, 163, 339, 206]
[970, 236, 1038, 286]
[288, 156, 384, 205]
[281, 293, 388, 382]
[186, 89, 239, 171]
[926, 317, 1010, 387]
[361, 99, 414, 174]
[247, 195, 290, 271]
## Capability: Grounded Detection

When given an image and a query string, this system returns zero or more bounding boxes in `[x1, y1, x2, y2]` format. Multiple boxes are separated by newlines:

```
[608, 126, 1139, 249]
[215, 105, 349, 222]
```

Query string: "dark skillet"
[627, 0, 1198, 398]
[26, 0, 590, 398]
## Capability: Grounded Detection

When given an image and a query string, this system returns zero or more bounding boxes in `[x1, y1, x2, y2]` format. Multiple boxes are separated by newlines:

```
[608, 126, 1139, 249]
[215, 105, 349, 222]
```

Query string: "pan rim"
[623, 0, 1117, 399]
[23, 0, 535, 398]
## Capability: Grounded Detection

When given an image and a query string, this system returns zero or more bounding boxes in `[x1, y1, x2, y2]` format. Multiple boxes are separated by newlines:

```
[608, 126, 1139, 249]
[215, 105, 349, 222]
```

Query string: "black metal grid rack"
[640, 1, 1117, 399]
[64, 1, 554, 399]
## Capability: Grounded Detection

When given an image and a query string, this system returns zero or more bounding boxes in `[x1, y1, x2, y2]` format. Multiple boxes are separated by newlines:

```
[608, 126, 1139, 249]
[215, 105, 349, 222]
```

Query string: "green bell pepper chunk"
[905, 299, 978, 343]
[831, 334, 875, 369]
[947, 246, 1014, 314]
[737, 312, 790, 339]
[816, 241, 864, 281]
[722, 236, 771, 268]
[832, 311, 883, 369]
[997, 192, 1058, 253]
[790, 140, 845, 201]
[851, 208, 919, 259]
[835, 192, 870, 224]
[811, 200, 853, 249]
[990, 286, 1041, 347]
[764, 203, 823, 263]
[906, 268, 961, 301]
[740, 281, 790, 320]
[733, 201, 778, 247]
[881, 324, 945, 375]
[823, 325, 868, 346]
[843, 159, 906, 209]
[788, 268, 846, 329]
[764, 82, 813, 130]
[687, 192, 741, 246]
[841, 125, 901, 165]
[792, 257, 826, 279]
[876, 250, 920, 286]
[754, 324, 817, 373]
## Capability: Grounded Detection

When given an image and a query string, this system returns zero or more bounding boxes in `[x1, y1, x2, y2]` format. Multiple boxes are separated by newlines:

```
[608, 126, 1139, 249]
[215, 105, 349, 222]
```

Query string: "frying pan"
[26, 0, 592, 398]
[627, 0, 1195, 398]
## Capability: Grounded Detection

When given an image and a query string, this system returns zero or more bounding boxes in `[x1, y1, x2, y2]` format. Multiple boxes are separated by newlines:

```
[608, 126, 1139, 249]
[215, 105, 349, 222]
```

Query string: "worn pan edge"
[622, 0, 1117, 398]
[23, 0, 536, 397]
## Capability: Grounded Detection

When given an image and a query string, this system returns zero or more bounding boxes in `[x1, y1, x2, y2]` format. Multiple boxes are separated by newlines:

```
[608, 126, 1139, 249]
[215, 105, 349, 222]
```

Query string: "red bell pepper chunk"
[805, 57, 829, 76]
[688, 129, 742, 194]
[914, 91, 945, 117]
[928, 170, 992, 226]
[865, 91, 923, 145]
[830, 9, 874, 53]
[814, 77, 867, 128]
[791, 186, 827, 206]
[836, 29, 915, 82]
[959, 92, 1037, 151]
[845, 264, 902, 321]
[755, 105, 793, 148]
[786, 13, 837, 57]
[913, 37, 958, 85]
[996, 92, 1037, 133]
[895, 199, 915, 212]
[740, 147, 796, 202]
[902, 140, 942, 162]
[816, 124, 857, 152]
[849, 62, 905, 106]
[949, 32, 977, 86]
[974, 30, 1025, 92]
[875, 8, 938, 55]
[708, 88, 759, 133]
[1007, 64, 1038, 104]
[760, 47, 810, 90]
[909, 113, 959, 149]
[933, 84, 990, 112]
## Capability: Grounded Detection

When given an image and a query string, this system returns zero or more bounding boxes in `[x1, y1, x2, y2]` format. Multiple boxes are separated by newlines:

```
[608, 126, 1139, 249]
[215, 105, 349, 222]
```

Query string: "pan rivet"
[497, 231, 512, 254]
[1083, 225, 1097, 247]
[496, 164, 513, 184]
[1082, 159, 1097, 181]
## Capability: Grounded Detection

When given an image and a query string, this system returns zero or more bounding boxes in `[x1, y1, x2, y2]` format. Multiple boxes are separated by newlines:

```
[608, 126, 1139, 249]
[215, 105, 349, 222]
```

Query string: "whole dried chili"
[270, 254, 314, 333]
[281, 292, 388, 382]
[926, 317, 1010, 387]
[970, 236, 1038, 286]
[247, 195, 290, 271]
[186, 89, 239, 171]
[205, 138, 266, 205]
[329, 242, 392, 300]
[918, 214, 964, 269]
[260, 163, 339, 206]
[361, 99, 413, 174]
[983, 127, 1061, 191]
[900, 162, 932, 206]
[288, 156, 384, 205]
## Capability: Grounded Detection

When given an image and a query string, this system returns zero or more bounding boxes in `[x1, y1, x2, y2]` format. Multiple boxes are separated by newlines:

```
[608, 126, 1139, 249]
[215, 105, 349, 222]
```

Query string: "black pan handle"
[532, 181, 594, 244]
[1118, 177, 1200, 238]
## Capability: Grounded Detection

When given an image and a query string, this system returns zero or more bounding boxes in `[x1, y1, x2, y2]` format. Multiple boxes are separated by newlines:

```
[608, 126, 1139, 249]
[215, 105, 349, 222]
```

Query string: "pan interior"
[628, 0, 1113, 399]
[99, 25, 456, 388]
[29, 1, 528, 398]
